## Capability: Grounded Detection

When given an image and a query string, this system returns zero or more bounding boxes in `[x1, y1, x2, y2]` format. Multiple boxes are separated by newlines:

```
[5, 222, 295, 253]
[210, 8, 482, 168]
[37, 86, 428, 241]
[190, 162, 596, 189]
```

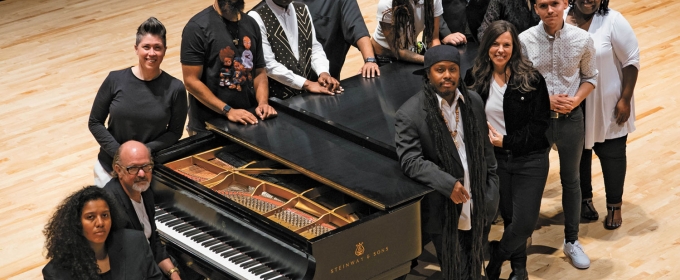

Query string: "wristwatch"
[222, 104, 232, 115]
[365, 57, 377, 63]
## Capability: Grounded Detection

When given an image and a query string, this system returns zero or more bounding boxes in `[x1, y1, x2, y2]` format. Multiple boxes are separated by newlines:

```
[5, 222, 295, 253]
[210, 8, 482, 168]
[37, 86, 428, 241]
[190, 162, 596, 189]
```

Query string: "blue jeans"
[546, 106, 584, 241]
[496, 149, 549, 257]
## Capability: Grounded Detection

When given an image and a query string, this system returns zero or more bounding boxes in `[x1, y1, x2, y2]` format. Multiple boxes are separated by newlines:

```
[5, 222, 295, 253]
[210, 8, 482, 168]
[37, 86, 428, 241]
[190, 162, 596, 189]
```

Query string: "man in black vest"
[248, 0, 343, 99]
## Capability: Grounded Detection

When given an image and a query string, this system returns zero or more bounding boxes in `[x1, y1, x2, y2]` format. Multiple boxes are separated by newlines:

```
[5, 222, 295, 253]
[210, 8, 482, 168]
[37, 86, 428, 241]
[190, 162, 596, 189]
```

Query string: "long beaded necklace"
[441, 101, 461, 149]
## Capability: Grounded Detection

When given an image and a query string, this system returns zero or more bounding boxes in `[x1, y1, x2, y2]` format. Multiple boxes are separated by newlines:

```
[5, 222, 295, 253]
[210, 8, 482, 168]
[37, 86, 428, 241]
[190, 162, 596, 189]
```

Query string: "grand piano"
[152, 44, 478, 280]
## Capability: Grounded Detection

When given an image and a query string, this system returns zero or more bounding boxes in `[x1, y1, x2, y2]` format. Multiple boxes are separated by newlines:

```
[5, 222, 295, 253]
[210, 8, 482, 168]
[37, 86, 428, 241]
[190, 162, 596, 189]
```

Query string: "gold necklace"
[441, 101, 461, 149]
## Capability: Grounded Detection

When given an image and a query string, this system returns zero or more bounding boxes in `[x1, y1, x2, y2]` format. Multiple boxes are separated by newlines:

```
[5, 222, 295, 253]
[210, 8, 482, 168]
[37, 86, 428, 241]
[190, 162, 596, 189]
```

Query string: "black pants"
[579, 135, 628, 204]
[496, 149, 549, 257]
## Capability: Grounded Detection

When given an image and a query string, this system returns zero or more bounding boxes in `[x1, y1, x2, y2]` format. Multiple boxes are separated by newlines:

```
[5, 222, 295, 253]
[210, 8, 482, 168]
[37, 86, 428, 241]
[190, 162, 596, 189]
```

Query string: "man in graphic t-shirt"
[181, 0, 277, 133]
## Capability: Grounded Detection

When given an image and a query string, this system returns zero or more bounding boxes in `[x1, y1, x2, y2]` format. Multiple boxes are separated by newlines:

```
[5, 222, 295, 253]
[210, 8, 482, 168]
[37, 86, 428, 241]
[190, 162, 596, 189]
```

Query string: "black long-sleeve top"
[465, 70, 551, 156]
[88, 67, 187, 172]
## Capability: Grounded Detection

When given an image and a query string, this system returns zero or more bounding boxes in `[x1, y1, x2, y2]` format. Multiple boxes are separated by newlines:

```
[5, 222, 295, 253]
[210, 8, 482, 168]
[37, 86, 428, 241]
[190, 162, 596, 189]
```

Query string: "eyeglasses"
[120, 163, 154, 175]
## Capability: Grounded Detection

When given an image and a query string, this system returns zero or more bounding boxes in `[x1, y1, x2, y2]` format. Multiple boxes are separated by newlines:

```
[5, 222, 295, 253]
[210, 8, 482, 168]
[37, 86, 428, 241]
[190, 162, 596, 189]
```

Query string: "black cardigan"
[464, 70, 551, 157]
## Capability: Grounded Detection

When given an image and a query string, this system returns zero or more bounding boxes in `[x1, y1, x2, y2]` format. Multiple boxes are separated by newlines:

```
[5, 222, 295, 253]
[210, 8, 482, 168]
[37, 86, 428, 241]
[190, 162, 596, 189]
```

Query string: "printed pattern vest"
[256, 3, 314, 99]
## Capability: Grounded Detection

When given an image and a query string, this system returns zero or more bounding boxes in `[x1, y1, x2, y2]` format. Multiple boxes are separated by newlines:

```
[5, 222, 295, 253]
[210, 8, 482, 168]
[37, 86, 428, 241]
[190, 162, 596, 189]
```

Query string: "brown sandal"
[604, 203, 622, 230]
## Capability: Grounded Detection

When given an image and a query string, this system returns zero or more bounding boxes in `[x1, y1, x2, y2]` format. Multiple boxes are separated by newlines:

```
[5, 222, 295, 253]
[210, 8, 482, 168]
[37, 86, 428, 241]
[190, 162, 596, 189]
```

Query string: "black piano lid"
[206, 113, 429, 211]
[278, 42, 479, 150]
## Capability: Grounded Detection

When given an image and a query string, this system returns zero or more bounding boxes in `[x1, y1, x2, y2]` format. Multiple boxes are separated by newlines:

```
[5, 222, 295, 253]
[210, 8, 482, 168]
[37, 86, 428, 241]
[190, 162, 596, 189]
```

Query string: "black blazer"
[42, 229, 163, 279]
[464, 70, 551, 157]
[104, 179, 169, 265]
[395, 89, 500, 233]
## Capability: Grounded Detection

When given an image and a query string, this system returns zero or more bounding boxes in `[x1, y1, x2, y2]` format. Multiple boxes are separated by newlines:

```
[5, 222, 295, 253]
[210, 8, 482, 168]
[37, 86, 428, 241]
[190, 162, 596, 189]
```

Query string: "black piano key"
[154, 208, 165, 216]
[157, 214, 175, 223]
[183, 229, 202, 237]
[250, 265, 271, 275]
[191, 233, 211, 242]
[166, 219, 184, 227]
[202, 238, 221, 247]
[210, 244, 231, 253]
[220, 249, 240, 258]
[240, 260, 259, 269]
[173, 224, 193, 232]
[261, 272, 280, 280]
[230, 254, 250, 264]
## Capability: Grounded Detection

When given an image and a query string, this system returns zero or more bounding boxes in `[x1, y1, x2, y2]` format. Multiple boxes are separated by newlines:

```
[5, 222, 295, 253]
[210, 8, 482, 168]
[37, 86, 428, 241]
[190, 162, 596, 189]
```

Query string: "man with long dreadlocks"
[371, 0, 443, 65]
[396, 45, 499, 279]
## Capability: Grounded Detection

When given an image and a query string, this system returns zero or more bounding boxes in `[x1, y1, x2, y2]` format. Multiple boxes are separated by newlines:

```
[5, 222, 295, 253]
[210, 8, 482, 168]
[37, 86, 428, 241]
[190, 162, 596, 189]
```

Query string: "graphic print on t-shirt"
[218, 41, 254, 92]
[218, 46, 235, 88]
[242, 36, 254, 70]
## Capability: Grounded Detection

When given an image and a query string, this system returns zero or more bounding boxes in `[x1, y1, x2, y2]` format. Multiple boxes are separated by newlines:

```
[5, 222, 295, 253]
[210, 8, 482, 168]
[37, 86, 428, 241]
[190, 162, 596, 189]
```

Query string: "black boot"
[485, 241, 507, 280]
[508, 255, 528, 280]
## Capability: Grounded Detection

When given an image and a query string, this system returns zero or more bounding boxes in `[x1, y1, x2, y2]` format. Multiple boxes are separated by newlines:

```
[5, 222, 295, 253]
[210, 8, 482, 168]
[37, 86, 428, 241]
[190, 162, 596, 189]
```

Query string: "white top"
[436, 89, 472, 231]
[519, 21, 598, 97]
[486, 78, 507, 135]
[565, 8, 640, 148]
[248, 0, 330, 90]
[373, 0, 444, 50]
[131, 197, 152, 240]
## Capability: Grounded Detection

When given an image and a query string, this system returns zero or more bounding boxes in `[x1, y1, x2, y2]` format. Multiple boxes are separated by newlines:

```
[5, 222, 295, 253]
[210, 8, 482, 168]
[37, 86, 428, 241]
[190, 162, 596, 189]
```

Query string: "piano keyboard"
[154, 207, 288, 280]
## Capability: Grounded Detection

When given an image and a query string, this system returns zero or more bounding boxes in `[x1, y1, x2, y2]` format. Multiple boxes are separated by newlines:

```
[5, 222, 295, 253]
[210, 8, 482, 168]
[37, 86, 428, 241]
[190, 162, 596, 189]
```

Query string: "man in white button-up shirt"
[519, 0, 598, 270]
[249, 0, 342, 99]
[395, 45, 499, 279]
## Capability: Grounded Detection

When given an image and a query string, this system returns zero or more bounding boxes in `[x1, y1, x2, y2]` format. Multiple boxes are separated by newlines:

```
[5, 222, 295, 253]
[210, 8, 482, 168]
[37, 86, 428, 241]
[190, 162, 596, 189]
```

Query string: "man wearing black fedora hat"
[395, 45, 499, 279]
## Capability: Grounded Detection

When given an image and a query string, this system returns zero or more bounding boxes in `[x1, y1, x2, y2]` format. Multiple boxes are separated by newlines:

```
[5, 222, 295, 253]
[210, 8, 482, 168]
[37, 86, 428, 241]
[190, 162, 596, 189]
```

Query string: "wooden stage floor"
[1, 0, 678, 279]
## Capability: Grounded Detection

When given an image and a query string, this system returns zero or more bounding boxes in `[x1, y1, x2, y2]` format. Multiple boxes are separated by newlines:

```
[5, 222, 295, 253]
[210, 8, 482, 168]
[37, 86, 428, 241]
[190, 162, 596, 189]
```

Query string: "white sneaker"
[563, 240, 590, 269]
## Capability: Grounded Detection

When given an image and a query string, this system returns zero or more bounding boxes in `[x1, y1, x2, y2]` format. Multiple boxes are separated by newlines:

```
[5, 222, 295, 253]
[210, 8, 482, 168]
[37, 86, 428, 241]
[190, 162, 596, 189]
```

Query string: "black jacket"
[104, 179, 169, 265]
[395, 89, 500, 233]
[465, 70, 551, 157]
[42, 229, 163, 279]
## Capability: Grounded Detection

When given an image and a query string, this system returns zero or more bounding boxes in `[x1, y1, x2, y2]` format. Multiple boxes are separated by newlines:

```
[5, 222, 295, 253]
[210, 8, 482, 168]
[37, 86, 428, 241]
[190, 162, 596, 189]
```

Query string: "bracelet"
[166, 267, 180, 277]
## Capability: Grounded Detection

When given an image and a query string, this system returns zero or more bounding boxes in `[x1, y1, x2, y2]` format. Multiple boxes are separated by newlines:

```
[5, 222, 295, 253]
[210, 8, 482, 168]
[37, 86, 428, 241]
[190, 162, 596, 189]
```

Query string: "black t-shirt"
[181, 6, 266, 132]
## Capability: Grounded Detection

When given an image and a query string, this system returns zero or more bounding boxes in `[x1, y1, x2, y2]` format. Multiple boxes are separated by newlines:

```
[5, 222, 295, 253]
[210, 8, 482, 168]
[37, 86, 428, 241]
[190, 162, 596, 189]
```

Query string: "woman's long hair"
[384, 0, 434, 55]
[43, 186, 123, 280]
[469, 20, 540, 100]
[569, 0, 609, 15]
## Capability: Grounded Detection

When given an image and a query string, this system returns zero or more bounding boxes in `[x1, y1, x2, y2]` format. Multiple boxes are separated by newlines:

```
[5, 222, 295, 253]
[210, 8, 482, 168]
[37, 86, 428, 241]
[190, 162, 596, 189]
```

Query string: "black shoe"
[581, 198, 599, 221]
[508, 255, 529, 280]
[485, 241, 505, 280]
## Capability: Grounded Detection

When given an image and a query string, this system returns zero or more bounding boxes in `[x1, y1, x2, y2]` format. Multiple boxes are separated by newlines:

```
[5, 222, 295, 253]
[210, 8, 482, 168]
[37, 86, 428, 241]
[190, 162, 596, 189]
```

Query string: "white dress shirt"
[519, 21, 598, 97]
[373, 0, 444, 50]
[436, 89, 472, 231]
[564, 8, 640, 148]
[248, 0, 329, 90]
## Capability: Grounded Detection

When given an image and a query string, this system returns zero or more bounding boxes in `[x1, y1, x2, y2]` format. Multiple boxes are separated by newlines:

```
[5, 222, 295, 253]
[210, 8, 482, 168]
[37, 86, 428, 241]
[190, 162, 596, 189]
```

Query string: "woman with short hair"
[89, 17, 187, 187]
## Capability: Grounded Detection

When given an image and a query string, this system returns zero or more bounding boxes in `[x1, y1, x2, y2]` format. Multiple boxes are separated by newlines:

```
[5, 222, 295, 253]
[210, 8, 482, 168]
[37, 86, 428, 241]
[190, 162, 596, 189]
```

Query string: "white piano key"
[155, 209, 283, 280]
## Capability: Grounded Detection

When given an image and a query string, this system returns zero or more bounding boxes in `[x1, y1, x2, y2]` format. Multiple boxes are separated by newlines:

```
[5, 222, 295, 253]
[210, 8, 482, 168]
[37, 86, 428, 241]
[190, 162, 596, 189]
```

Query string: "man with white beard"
[104, 140, 182, 279]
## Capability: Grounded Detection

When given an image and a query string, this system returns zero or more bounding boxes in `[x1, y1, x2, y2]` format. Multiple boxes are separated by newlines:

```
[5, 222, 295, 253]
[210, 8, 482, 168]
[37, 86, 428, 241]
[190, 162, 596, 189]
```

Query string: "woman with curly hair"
[42, 185, 162, 279]
[371, 0, 443, 64]
[465, 20, 550, 280]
